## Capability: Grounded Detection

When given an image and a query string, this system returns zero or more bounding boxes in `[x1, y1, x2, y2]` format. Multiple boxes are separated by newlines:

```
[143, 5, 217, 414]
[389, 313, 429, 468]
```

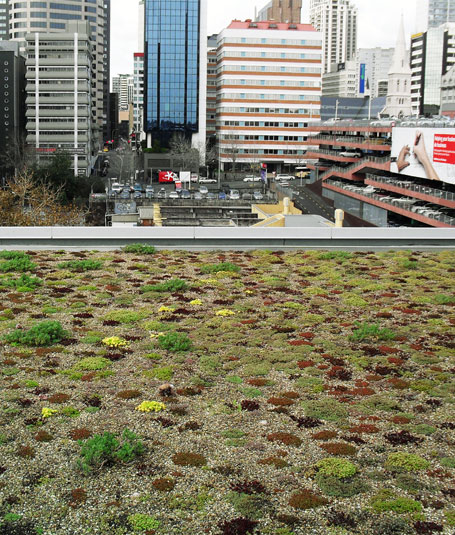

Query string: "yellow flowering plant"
[215, 309, 236, 317]
[102, 336, 129, 348]
[135, 401, 166, 413]
[42, 408, 58, 418]
[158, 305, 174, 313]
[190, 299, 203, 306]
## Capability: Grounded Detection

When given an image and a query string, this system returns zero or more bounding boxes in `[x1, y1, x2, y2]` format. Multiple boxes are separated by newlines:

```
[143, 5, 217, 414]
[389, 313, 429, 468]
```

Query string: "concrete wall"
[0, 227, 454, 250]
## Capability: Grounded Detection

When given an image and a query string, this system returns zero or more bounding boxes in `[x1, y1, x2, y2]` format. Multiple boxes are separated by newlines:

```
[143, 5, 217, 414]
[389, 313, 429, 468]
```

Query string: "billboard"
[391, 128, 455, 185]
[158, 171, 177, 183]
[359, 63, 366, 95]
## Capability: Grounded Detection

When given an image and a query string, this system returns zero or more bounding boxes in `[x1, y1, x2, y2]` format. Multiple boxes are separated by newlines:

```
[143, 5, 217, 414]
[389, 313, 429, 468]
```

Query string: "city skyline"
[111, 0, 418, 78]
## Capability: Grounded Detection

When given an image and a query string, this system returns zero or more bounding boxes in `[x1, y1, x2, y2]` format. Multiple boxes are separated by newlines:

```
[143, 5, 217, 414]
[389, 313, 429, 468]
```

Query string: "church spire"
[389, 15, 411, 75]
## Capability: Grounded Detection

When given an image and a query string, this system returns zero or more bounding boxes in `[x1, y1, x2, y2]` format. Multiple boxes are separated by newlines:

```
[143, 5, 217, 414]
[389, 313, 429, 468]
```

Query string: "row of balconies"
[26, 95, 91, 105]
[26, 134, 90, 143]
[26, 57, 91, 68]
[26, 71, 90, 81]
[26, 82, 91, 93]
[26, 109, 90, 118]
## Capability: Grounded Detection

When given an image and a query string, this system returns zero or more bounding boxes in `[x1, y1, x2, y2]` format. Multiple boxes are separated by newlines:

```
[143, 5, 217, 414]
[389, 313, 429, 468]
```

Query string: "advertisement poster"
[391, 128, 455, 184]
[158, 171, 177, 183]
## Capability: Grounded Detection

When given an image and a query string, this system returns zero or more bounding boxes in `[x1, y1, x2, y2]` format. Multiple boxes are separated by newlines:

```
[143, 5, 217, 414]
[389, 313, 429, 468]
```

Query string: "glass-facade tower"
[144, 0, 201, 147]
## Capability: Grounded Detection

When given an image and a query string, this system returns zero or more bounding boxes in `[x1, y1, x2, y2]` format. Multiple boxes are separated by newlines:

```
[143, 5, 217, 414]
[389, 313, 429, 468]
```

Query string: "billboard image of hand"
[413, 131, 440, 182]
[391, 128, 455, 184]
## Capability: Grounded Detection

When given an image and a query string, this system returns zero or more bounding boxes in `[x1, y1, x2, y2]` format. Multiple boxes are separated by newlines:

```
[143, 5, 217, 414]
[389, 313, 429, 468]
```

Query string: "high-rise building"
[0, 0, 9, 40]
[322, 61, 358, 97]
[381, 17, 412, 117]
[216, 20, 322, 173]
[441, 63, 455, 117]
[206, 34, 217, 141]
[256, 0, 302, 23]
[133, 54, 144, 134]
[25, 21, 95, 176]
[356, 48, 394, 98]
[411, 23, 455, 115]
[0, 41, 25, 175]
[144, 0, 207, 149]
[138, 0, 145, 52]
[9, 0, 110, 148]
[428, 0, 455, 28]
[309, 0, 358, 73]
[112, 74, 134, 112]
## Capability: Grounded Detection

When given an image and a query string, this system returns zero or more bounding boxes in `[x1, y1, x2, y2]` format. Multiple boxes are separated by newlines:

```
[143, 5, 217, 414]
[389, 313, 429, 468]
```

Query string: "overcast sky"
[111, 0, 422, 78]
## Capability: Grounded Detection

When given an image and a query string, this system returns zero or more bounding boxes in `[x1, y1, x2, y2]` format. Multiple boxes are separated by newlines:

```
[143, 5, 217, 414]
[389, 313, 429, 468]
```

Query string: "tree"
[169, 133, 200, 172]
[0, 168, 85, 226]
[221, 132, 241, 175]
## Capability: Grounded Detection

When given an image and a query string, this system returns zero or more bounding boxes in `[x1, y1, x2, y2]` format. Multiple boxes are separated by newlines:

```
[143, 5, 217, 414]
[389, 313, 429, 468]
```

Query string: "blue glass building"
[145, 0, 205, 148]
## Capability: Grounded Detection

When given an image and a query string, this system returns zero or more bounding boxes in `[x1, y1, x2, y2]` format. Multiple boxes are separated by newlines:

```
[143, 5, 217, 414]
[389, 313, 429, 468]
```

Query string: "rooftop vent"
[249, 22, 258, 27]
[269, 23, 278, 28]
[289, 24, 297, 29]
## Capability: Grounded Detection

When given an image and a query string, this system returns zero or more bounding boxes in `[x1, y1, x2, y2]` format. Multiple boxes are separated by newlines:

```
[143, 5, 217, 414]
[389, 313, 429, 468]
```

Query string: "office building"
[382, 18, 412, 118]
[206, 34, 217, 141]
[9, 0, 110, 147]
[0, 41, 26, 175]
[309, 0, 357, 73]
[144, 0, 207, 149]
[256, 0, 302, 23]
[411, 23, 455, 116]
[322, 61, 357, 97]
[112, 74, 134, 112]
[356, 48, 394, 98]
[0, 0, 9, 40]
[441, 63, 455, 117]
[216, 20, 322, 173]
[428, 0, 455, 28]
[133, 54, 144, 135]
[25, 21, 95, 177]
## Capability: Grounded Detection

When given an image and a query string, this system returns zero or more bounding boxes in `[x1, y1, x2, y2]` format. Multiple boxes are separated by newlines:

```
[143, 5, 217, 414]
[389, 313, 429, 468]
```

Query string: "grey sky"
[111, 0, 420, 77]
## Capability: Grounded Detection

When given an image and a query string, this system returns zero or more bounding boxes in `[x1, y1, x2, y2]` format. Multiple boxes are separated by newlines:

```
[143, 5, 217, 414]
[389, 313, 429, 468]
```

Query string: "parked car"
[120, 188, 130, 199]
[206, 192, 217, 200]
[111, 182, 122, 193]
[242, 193, 253, 200]
[253, 191, 263, 201]
[276, 174, 295, 181]
[339, 151, 362, 158]
[199, 185, 208, 195]
[218, 191, 227, 200]
[134, 191, 142, 199]
[191, 174, 198, 182]
[169, 191, 180, 199]
[193, 191, 203, 200]
[156, 188, 167, 199]
[243, 175, 261, 182]
[229, 189, 240, 200]
[221, 183, 231, 194]
[145, 185, 154, 199]
[199, 177, 217, 184]
[133, 183, 143, 192]
[181, 189, 191, 199]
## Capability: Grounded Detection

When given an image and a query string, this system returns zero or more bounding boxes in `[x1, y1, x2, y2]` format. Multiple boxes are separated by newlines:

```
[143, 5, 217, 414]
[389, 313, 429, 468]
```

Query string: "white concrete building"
[133, 53, 144, 135]
[112, 74, 134, 112]
[216, 20, 322, 172]
[25, 21, 95, 176]
[9, 0, 110, 146]
[382, 18, 413, 118]
[411, 23, 455, 116]
[356, 48, 394, 98]
[322, 60, 357, 97]
[309, 0, 357, 73]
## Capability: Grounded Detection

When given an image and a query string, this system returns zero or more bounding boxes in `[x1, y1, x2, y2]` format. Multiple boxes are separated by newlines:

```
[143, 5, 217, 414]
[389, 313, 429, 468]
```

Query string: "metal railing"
[312, 134, 392, 145]
[366, 174, 455, 202]
[325, 180, 455, 227]
[320, 156, 390, 181]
